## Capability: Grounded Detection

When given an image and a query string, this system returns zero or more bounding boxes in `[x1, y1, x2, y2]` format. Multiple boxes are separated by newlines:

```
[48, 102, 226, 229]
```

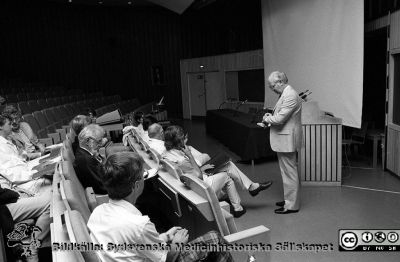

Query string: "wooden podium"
[299, 101, 342, 186]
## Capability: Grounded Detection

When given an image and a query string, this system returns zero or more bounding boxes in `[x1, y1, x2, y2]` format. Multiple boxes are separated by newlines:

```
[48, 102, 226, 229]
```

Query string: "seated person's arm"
[0, 165, 33, 185]
[139, 224, 187, 262]
[181, 146, 203, 180]
[20, 122, 45, 153]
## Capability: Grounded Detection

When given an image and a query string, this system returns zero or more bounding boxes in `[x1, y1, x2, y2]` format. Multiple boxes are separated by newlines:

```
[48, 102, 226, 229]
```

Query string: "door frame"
[186, 70, 219, 119]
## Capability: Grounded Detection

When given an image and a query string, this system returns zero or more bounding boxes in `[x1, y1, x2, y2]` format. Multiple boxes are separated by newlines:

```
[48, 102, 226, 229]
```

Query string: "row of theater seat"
[47, 129, 270, 262]
[17, 96, 127, 146]
[126, 128, 271, 261]
[2, 93, 116, 115]
[1, 91, 103, 104]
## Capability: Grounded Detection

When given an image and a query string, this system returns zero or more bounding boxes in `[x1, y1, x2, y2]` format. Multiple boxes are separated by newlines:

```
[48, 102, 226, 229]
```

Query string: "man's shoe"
[249, 181, 273, 197]
[274, 207, 299, 214]
[231, 207, 247, 218]
[275, 201, 285, 207]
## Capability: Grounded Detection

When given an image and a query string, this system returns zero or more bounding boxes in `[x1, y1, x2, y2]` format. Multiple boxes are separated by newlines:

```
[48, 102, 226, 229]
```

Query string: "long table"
[206, 109, 274, 161]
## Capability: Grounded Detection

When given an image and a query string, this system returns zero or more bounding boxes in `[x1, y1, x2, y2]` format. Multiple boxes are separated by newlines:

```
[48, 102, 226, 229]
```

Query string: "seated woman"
[70, 115, 91, 154]
[142, 115, 158, 142]
[162, 125, 272, 218]
[131, 111, 145, 138]
[2, 105, 45, 160]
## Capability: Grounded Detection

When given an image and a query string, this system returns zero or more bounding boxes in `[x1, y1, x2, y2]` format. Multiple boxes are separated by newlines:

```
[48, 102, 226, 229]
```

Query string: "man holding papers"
[263, 71, 303, 214]
[0, 115, 51, 195]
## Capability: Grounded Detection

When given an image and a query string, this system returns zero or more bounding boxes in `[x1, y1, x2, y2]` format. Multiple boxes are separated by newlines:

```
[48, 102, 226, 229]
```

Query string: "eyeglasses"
[89, 137, 103, 145]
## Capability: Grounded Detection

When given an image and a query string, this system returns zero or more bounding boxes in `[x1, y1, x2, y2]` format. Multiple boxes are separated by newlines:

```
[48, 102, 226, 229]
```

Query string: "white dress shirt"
[0, 136, 44, 193]
[147, 138, 166, 155]
[88, 199, 168, 262]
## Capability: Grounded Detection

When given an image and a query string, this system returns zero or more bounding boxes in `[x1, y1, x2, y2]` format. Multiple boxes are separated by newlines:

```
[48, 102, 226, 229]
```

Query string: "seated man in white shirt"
[2, 105, 45, 160]
[88, 151, 233, 262]
[0, 115, 50, 195]
[147, 123, 166, 155]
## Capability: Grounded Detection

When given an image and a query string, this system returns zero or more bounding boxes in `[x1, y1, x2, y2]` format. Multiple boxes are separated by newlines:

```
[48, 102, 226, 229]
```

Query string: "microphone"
[300, 90, 312, 100]
[235, 99, 248, 110]
[298, 90, 309, 97]
[233, 99, 248, 116]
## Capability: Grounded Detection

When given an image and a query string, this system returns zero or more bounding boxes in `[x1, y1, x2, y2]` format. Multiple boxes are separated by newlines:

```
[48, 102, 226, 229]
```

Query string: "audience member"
[0, 115, 50, 195]
[162, 125, 272, 217]
[73, 124, 107, 194]
[142, 115, 158, 142]
[2, 105, 45, 160]
[88, 151, 233, 262]
[147, 123, 165, 155]
[69, 115, 91, 154]
[132, 111, 145, 138]
[1, 184, 51, 262]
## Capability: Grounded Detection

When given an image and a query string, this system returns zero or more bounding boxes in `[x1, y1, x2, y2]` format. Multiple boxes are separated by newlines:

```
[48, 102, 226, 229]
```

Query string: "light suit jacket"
[264, 85, 302, 153]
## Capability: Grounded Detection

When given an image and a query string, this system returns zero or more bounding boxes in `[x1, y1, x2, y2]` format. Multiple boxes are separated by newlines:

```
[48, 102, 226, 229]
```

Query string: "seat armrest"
[221, 209, 237, 234]
[85, 187, 109, 212]
[219, 201, 230, 212]
[48, 132, 61, 144]
[62, 125, 70, 133]
[39, 137, 53, 147]
[85, 187, 97, 212]
[224, 225, 270, 262]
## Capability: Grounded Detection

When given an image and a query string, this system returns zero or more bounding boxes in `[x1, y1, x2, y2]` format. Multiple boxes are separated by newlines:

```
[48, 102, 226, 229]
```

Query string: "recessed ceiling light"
[200, 65, 204, 68]
[128, 1, 132, 4]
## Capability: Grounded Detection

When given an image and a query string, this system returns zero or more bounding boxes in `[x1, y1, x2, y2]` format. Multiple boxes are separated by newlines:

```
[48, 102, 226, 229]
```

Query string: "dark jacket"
[73, 147, 107, 194]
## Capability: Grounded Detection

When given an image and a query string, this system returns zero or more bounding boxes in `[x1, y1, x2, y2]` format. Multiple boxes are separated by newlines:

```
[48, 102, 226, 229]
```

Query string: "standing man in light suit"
[263, 71, 303, 214]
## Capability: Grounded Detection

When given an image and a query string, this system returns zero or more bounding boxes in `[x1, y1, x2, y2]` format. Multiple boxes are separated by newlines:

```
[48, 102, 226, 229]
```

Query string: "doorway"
[342, 27, 395, 191]
[187, 72, 224, 118]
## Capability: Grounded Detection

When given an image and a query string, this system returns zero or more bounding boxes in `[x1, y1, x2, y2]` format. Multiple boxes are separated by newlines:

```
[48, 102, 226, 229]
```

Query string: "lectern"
[299, 101, 342, 186]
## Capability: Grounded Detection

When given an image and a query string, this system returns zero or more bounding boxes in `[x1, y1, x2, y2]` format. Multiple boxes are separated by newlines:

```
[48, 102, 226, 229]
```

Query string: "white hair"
[268, 71, 288, 85]
[78, 124, 105, 145]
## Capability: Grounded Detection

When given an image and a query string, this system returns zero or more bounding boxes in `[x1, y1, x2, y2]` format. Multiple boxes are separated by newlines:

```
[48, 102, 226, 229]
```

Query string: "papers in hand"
[257, 122, 270, 128]
[201, 153, 231, 174]
[144, 168, 158, 180]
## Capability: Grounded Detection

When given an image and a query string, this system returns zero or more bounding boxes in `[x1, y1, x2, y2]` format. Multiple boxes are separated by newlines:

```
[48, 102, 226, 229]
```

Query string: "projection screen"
[262, 0, 363, 128]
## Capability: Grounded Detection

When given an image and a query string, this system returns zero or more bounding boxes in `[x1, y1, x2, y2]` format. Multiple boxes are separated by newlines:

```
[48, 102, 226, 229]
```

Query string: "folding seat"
[35, 92, 46, 100]
[5, 94, 18, 103]
[26, 92, 38, 100]
[60, 96, 69, 105]
[37, 99, 48, 109]
[42, 108, 67, 140]
[18, 101, 31, 115]
[21, 114, 52, 146]
[112, 94, 121, 103]
[17, 93, 27, 102]
[46, 98, 56, 107]
[27, 100, 41, 112]
[53, 97, 62, 106]
[64, 104, 76, 117]
[54, 106, 71, 125]
[63, 209, 100, 262]
[66, 102, 80, 116]
[32, 111, 61, 144]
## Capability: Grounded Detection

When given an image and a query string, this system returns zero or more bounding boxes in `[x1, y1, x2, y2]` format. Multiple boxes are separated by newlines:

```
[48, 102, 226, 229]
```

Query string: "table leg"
[373, 137, 378, 169]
